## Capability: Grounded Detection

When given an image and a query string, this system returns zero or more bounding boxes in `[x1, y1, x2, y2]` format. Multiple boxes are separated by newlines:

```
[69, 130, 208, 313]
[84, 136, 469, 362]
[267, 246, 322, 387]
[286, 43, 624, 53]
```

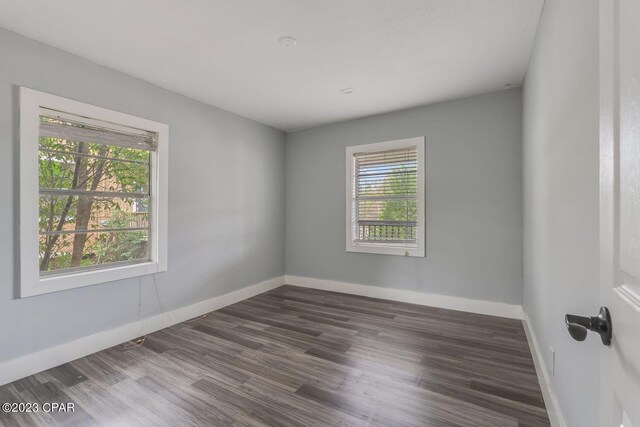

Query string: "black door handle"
[565, 306, 612, 346]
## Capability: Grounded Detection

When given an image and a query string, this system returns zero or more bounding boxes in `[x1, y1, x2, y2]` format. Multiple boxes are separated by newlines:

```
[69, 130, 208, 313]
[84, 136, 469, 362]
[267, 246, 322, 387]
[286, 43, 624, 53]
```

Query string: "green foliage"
[379, 165, 417, 222]
[93, 211, 149, 264]
[38, 126, 151, 272]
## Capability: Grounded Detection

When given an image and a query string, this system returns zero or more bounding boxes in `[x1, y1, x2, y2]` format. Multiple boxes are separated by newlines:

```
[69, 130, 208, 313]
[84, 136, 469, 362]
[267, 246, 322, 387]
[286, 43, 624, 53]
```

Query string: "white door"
[599, 0, 640, 425]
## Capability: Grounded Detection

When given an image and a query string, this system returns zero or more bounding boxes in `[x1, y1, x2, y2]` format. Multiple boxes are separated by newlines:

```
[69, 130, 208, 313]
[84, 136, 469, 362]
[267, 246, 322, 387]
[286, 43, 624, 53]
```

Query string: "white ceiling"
[0, 0, 544, 131]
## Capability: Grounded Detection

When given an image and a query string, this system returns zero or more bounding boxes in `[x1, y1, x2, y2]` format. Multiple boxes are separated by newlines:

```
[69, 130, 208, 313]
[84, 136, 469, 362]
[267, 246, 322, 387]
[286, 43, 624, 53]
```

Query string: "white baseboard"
[285, 275, 524, 319]
[0, 275, 285, 386]
[521, 311, 566, 427]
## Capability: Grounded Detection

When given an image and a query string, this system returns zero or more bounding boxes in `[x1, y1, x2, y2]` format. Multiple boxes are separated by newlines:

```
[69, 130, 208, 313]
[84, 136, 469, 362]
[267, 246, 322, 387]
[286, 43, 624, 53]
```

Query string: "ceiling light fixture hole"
[278, 36, 297, 48]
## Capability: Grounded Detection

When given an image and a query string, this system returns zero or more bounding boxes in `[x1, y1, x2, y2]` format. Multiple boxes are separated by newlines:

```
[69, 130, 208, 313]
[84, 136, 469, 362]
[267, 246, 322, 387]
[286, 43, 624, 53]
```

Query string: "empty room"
[0, 0, 638, 426]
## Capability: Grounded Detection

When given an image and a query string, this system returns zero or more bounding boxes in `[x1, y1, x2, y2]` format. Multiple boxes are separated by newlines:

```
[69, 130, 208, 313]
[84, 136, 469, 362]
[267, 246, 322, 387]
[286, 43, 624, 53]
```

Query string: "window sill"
[346, 243, 425, 257]
[21, 261, 166, 298]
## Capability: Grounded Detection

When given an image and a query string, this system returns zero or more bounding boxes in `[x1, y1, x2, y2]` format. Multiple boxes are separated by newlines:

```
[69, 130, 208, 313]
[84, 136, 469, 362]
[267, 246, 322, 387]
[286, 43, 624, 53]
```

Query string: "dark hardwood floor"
[0, 285, 549, 426]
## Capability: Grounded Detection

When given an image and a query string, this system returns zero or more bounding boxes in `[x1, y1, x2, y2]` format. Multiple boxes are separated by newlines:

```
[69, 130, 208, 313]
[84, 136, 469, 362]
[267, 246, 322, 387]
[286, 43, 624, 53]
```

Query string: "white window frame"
[19, 87, 169, 297]
[345, 137, 425, 257]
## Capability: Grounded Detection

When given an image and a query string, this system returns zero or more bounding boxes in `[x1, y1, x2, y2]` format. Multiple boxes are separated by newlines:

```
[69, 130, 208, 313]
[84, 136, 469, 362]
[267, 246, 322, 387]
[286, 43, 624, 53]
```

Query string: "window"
[20, 88, 168, 297]
[346, 137, 425, 257]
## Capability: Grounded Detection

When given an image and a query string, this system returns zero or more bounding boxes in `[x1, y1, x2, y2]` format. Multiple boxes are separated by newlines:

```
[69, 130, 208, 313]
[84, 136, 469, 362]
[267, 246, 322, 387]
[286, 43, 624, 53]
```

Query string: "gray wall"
[522, 0, 600, 425]
[286, 90, 523, 304]
[0, 28, 286, 362]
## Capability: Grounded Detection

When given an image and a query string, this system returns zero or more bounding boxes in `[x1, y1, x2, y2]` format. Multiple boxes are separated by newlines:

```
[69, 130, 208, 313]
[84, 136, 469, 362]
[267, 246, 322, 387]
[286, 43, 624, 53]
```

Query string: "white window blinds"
[354, 147, 418, 245]
[39, 108, 157, 151]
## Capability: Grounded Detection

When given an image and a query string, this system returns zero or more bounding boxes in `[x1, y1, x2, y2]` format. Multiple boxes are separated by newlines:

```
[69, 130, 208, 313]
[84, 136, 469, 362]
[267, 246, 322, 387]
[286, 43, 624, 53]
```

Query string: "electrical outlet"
[549, 345, 555, 376]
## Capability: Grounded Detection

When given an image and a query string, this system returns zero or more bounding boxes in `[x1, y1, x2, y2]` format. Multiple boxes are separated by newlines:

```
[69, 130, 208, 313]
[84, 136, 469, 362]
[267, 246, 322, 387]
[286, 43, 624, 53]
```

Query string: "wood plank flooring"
[0, 285, 550, 426]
